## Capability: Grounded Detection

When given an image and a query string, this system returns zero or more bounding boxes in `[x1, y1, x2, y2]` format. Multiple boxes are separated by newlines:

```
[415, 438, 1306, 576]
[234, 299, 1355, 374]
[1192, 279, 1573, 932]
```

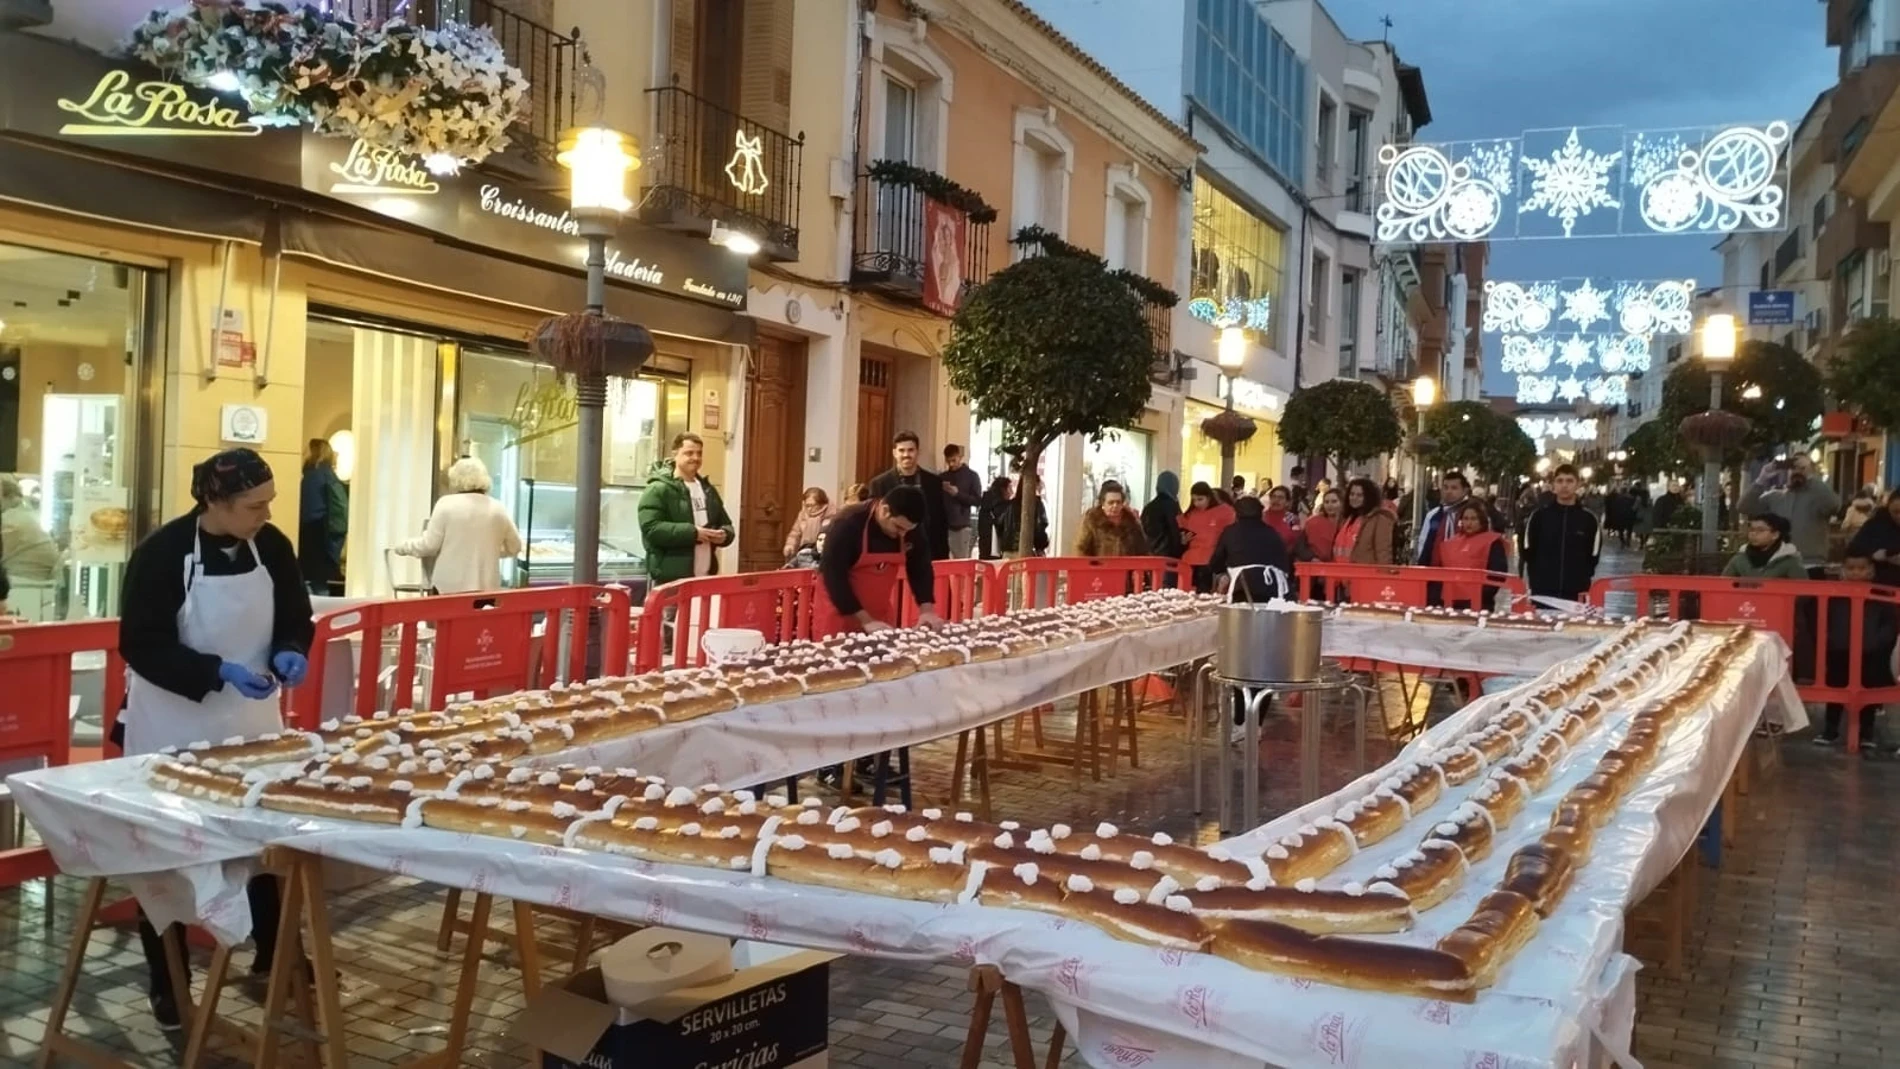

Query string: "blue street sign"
[1748, 290, 1795, 326]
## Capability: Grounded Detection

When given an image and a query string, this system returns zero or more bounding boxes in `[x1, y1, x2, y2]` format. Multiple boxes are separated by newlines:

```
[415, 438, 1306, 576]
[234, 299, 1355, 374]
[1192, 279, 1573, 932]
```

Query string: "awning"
[0, 138, 269, 244]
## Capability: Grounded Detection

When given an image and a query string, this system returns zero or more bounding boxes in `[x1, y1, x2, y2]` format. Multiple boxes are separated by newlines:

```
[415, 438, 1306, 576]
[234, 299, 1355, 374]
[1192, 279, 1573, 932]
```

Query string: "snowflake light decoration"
[1586, 376, 1629, 406]
[1518, 128, 1624, 237]
[1615, 279, 1695, 335]
[1516, 375, 1560, 404]
[1377, 139, 1517, 242]
[1482, 281, 1558, 333]
[1597, 334, 1653, 374]
[1500, 335, 1554, 373]
[1559, 280, 1612, 331]
[1556, 375, 1588, 403]
[1636, 122, 1790, 234]
[1557, 335, 1596, 371]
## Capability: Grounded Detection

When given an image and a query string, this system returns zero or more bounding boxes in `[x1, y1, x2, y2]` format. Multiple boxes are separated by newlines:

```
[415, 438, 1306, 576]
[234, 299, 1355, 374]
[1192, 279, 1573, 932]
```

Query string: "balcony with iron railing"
[642, 81, 804, 260]
[851, 166, 994, 311]
[329, 0, 581, 164]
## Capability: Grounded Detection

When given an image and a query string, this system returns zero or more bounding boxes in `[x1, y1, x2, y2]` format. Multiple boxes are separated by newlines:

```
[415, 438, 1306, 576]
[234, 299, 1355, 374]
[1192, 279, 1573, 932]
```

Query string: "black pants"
[1191, 565, 1215, 594]
[1823, 704, 1879, 743]
[139, 875, 285, 999]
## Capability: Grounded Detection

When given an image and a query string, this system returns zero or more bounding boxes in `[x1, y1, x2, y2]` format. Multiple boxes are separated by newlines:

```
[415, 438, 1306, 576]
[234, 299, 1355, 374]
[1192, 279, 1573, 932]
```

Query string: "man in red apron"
[812, 485, 945, 635]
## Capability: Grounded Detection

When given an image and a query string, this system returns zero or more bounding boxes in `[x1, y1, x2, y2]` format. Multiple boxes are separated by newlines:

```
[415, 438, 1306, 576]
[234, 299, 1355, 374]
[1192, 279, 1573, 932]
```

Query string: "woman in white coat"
[117, 448, 314, 1028]
[393, 456, 523, 593]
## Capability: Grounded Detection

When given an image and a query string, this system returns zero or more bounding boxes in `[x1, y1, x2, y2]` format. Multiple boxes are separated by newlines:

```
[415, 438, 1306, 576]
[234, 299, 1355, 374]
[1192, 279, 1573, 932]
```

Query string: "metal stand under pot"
[1189, 568, 1370, 833]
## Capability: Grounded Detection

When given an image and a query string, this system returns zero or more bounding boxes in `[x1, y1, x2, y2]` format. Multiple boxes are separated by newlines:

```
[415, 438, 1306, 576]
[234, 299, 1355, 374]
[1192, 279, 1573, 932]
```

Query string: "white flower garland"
[126, 1, 528, 166]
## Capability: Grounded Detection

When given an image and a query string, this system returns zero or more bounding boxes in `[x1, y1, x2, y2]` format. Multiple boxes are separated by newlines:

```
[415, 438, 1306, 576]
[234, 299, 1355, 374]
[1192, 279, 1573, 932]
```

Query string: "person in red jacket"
[1262, 485, 1300, 548]
[1433, 502, 1509, 611]
[1178, 481, 1236, 593]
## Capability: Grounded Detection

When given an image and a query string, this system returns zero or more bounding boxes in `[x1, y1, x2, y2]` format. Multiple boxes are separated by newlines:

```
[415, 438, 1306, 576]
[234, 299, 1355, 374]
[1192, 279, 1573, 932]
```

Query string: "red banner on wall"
[922, 198, 967, 317]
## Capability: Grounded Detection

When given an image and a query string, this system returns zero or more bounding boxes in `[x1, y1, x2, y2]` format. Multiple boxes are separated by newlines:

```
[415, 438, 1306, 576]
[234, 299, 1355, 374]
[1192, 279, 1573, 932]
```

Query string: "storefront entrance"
[0, 242, 161, 622]
[739, 332, 808, 572]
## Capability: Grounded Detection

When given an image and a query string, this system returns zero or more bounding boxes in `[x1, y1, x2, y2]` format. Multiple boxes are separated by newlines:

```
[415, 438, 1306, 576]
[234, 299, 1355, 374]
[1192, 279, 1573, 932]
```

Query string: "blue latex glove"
[218, 661, 277, 700]
[271, 650, 309, 687]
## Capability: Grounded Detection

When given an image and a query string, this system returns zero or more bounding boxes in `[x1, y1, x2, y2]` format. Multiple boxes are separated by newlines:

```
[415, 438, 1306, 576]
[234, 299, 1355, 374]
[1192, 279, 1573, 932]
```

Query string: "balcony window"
[1345, 108, 1372, 211]
[1013, 108, 1074, 240]
[1339, 269, 1362, 374]
[852, 167, 994, 311]
[1315, 93, 1338, 187]
[1812, 194, 1830, 240]
[1103, 166, 1151, 274]
[1308, 250, 1331, 343]
[644, 81, 805, 258]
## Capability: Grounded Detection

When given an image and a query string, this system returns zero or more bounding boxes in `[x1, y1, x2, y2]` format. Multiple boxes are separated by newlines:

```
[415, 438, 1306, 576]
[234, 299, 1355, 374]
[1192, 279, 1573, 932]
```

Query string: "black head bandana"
[190, 448, 273, 506]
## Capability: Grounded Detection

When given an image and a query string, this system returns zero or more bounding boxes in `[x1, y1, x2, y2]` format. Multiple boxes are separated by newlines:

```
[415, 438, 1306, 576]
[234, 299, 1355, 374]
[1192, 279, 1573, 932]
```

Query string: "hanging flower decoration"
[1677, 411, 1750, 457]
[125, 2, 528, 167]
[1199, 409, 1258, 446]
[321, 19, 528, 170]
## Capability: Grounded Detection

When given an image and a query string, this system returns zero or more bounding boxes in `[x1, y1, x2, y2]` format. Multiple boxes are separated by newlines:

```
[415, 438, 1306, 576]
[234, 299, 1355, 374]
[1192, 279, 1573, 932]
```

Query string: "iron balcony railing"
[851, 172, 992, 308]
[329, 0, 581, 162]
[643, 82, 803, 258]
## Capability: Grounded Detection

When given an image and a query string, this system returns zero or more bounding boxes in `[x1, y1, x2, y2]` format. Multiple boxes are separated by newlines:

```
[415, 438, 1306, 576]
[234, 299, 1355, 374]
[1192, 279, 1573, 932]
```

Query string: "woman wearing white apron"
[117, 448, 314, 1028]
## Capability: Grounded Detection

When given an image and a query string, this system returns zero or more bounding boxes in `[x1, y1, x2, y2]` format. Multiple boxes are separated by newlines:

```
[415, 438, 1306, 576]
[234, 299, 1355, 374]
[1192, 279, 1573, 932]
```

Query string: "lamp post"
[1698, 313, 1738, 558]
[557, 126, 637, 587]
[1217, 326, 1247, 490]
[1410, 374, 1436, 532]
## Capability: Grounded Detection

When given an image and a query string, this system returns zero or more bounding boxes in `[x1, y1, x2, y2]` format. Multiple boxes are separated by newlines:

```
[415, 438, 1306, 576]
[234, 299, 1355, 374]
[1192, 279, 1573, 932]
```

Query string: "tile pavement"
[5, 545, 1894, 1068]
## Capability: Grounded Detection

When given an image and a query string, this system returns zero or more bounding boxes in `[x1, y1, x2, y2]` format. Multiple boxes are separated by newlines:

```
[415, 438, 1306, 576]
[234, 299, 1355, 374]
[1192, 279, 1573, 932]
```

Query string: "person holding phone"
[1739, 455, 1839, 577]
[117, 447, 314, 1028]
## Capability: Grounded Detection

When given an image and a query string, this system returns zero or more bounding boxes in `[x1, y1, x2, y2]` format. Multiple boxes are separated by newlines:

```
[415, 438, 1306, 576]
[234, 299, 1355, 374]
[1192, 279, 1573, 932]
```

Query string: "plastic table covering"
[6, 619, 1797, 1068]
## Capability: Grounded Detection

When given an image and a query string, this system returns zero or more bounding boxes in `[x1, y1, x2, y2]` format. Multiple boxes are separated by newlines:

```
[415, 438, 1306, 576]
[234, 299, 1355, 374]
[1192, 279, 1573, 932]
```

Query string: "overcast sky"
[1027, 0, 1839, 396]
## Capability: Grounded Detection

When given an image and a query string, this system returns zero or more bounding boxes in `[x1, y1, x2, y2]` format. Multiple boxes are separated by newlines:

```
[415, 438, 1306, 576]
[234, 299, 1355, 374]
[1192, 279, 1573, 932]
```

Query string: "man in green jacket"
[1722, 513, 1810, 580]
[638, 432, 735, 586]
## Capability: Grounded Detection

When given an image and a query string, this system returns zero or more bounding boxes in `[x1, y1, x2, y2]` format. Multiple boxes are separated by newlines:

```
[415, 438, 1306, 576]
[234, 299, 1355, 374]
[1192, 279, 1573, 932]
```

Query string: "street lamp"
[1698, 313, 1738, 557]
[1216, 327, 1248, 490]
[557, 125, 638, 588]
[1409, 375, 1436, 531]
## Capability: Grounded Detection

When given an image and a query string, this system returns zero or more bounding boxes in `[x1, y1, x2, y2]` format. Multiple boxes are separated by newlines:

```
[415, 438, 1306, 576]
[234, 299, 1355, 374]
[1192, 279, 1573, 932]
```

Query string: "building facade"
[0, 1, 840, 618]
[834, 0, 1198, 550]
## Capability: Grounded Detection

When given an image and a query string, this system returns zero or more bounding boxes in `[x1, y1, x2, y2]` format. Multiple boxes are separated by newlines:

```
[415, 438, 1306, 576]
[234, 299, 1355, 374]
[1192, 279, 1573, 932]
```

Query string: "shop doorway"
[0, 243, 160, 623]
[856, 352, 894, 486]
[739, 332, 808, 571]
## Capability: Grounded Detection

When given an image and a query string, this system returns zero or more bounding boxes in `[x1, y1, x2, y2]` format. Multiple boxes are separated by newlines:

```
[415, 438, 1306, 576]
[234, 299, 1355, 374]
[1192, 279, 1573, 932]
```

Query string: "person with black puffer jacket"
[1519, 463, 1601, 603]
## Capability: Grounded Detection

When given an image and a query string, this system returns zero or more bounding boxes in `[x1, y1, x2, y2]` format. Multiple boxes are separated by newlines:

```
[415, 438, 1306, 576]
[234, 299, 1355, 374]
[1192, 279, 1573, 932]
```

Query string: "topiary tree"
[1478, 417, 1537, 486]
[1621, 418, 1694, 480]
[1657, 339, 1824, 461]
[1276, 378, 1404, 481]
[1828, 316, 1900, 434]
[1417, 401, 1533, 484]
[943, 252, 1154, 554]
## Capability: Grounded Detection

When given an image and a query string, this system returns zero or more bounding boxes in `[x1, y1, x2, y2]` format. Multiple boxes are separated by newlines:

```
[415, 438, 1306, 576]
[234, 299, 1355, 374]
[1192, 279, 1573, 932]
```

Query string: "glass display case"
[514, 478, 646, 585]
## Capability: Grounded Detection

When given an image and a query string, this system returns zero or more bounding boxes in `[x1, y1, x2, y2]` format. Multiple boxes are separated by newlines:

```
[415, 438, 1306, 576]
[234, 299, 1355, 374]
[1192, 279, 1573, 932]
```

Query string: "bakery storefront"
[0, 33, 752, 611]
[1183, 374, 1287, 493]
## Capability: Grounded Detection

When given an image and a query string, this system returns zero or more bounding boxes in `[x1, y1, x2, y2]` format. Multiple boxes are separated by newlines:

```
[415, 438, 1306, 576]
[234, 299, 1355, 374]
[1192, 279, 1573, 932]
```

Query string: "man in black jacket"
[1141, 471, 1185, 559]
[1815, 551, 1899, 751]
[866, 430, 950, 560]
[1209, 496, 1295, 600]
[1519, 464, 1601, 603]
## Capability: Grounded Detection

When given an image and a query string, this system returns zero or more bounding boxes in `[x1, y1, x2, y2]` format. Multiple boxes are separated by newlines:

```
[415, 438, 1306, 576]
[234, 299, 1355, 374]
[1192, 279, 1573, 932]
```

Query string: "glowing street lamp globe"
[1412, 375, 1437, 409]
[1699, 313, 1737, 363]
[559, 126, 639, 231]
[1217, 326, 1248, 372]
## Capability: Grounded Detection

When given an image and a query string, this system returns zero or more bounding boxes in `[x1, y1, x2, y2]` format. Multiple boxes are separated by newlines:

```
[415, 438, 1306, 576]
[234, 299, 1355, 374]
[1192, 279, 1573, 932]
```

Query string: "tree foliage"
[1420, 401, 1535, 483]
[943, 251, 1154, 552]
[1621, 418, 1694, 479]
[1657, 340, 1824, 460]
[1827, 316, 1900, 433]
[1276, 379, 1404, 479]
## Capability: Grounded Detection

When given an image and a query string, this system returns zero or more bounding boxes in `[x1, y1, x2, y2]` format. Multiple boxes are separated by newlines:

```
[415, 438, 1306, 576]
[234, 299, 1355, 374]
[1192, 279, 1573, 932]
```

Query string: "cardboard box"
[512, 942, 838, 1069]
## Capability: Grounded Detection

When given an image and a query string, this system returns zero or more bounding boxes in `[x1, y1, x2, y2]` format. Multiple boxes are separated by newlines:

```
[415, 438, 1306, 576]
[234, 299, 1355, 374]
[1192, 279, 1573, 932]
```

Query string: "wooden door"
[856, 353, 894, 486]
[740, 332, 807, 573]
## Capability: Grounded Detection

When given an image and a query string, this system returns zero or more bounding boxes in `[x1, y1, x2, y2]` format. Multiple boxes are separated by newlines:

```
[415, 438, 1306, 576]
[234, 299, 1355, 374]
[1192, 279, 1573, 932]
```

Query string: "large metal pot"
[1217, 601, 1324, 684]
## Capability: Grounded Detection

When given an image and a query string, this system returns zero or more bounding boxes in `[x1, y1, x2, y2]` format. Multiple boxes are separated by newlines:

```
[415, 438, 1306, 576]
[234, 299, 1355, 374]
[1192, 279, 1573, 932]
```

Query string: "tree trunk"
[1015, 439, 1048, 558]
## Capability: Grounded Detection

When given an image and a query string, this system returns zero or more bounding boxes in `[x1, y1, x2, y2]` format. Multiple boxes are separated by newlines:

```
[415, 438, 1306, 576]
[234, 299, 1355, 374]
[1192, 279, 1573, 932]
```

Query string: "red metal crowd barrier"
[634, 571, 814, 673]
[1295, 562, 1530, 612]
[899, 558, 987, 625]
[986, 556, 1176, 613]
[1587, 574, 1900, 750]
[0, 620, 124, 887]
[288, 585, 630, 729]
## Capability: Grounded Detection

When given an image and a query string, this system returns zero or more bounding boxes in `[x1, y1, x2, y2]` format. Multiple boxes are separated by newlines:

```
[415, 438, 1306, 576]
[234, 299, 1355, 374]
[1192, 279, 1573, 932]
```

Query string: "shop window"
[0, 243, 159, 623]
[1191, 177, 1285, 344]
[1081, 429, 1154, 511]
[457, 348, 687, 585]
